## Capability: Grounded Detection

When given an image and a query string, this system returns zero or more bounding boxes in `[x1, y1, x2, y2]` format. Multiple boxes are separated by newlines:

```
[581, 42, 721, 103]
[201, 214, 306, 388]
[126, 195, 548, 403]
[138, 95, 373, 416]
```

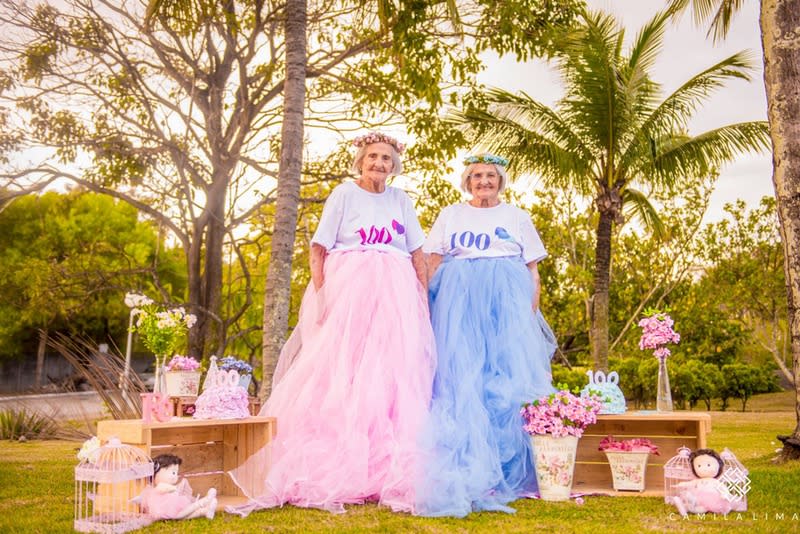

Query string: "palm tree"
[450, 9, 771, 371]
[669, 0, 800, 461]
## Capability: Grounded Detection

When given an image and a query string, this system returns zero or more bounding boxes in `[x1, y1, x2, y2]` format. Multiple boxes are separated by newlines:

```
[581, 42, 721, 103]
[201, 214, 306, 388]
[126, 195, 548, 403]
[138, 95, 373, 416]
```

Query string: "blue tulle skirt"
[414, 256, 557, 517]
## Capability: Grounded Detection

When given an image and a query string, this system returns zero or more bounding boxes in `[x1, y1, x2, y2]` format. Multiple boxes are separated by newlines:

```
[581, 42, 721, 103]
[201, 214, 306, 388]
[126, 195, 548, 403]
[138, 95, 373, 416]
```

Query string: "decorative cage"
[74, 437, 154, 533]
[719, 448, 749, 512]
[663, 446, 694, 504]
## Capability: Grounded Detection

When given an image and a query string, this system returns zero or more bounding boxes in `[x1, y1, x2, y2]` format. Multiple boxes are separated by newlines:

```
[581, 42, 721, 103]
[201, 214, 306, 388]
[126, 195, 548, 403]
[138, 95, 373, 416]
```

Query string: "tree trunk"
[260, 0, 307, 400]
[34, 328, 47, 389]
[590, 208, 615, 372]
[761, 0, 800, 451]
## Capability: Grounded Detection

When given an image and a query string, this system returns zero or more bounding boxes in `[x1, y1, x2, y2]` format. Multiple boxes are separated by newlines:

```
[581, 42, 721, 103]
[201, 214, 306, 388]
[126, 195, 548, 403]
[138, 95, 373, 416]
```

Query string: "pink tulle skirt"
[229, 249, 436, 514]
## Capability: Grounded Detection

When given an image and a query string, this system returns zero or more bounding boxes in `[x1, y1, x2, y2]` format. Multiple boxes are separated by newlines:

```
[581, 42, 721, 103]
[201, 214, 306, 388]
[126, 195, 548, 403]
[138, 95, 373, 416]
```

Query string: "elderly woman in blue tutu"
[415, 154, 556, 517]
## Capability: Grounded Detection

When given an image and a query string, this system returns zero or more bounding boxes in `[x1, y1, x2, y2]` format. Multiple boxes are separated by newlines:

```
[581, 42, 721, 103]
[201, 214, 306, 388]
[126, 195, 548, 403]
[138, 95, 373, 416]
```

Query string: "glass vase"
[656, 356, 673, 412]
[153, 355, 167, 395]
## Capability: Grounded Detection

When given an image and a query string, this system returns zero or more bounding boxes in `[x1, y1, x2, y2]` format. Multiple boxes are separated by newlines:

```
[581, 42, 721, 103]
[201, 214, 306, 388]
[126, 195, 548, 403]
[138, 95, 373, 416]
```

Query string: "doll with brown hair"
[139, 454, 218, 520]
[671, 448, 733, 517]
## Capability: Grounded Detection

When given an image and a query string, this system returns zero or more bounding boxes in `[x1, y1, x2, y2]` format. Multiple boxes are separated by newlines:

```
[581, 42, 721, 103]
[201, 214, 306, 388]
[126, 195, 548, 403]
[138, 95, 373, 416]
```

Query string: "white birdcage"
[663, 446, 694, 504]
[74, 437, 154, 533]
[719, 448, 749, 512]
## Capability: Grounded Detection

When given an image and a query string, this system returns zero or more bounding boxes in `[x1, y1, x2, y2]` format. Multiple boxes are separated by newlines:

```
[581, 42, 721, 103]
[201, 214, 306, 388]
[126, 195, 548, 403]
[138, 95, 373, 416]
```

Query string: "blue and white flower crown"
[463, 154, 509, 167]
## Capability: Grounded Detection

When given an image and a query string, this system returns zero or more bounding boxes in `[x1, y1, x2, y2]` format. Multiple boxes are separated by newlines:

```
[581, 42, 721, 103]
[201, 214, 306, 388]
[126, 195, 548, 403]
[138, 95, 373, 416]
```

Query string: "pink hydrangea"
[598, 435, 659, 454]
[165, 355, 201, 372]
[521, 390, 602, 439]
[638, 312, 680, 360]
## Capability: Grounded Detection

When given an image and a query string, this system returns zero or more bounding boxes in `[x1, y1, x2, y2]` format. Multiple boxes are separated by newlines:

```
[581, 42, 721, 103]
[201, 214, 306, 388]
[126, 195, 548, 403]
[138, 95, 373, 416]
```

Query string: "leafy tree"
[0, 191, 183, 384]
[668, 0, 800, 460]
[697, 198, 790, 382]
[449, 8, 770, 372]
[720, 362, 778, 411]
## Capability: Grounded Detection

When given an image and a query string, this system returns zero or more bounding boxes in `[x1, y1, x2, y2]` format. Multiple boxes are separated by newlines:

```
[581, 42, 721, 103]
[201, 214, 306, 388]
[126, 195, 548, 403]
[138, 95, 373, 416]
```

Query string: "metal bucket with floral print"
[532, 434, 579, 501]
[605, 451, 649, 491]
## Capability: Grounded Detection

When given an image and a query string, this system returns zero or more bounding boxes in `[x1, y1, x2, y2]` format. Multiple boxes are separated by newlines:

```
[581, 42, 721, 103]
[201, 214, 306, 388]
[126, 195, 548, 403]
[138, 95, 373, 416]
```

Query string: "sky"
[476, 0, 773, 223]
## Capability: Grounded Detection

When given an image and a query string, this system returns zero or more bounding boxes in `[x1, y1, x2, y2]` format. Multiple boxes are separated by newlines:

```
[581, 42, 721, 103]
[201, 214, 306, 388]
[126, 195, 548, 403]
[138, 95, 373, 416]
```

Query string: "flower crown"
[352, 131, 405, 154]
[463, 154, 509, 167]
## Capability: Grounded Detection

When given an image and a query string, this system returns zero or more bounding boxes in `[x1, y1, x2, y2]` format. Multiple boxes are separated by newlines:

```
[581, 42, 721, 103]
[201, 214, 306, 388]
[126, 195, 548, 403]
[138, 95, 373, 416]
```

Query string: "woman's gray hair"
[460, 163, 508, 194]
[351, 143, 404, 176]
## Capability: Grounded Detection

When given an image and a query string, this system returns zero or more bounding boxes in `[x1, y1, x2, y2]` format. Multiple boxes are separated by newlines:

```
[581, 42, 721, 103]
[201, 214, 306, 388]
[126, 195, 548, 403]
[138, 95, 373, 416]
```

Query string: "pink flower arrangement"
[352, 131, 405, 153]
[598, 435, 660, 455]
[521, 390, 602, 439]
[638, 310, 680, 360]
[165, 355, 201, 372]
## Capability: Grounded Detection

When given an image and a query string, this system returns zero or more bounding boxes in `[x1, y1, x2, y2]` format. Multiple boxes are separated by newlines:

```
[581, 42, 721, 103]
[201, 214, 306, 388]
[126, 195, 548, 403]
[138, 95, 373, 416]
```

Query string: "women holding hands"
[415, 154, 556, 517]
[232, 132, 436, 515]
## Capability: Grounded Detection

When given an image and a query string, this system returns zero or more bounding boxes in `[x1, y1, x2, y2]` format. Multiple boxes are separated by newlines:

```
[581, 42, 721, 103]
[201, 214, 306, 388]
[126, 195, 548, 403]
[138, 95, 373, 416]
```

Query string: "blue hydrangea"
[463, 154, 509, 167]
[219, 356, 253, 375]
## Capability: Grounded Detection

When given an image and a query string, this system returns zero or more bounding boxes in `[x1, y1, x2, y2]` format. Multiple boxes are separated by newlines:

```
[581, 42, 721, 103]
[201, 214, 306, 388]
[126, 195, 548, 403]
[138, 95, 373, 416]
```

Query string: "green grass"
[1, 400, 798, 533]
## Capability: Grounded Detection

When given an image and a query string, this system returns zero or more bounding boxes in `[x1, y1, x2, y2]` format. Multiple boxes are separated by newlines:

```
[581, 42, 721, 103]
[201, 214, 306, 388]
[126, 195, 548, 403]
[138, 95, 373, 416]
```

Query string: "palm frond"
[649, 121, 770, 182]
[667, 0, 745, 43]
[447, 105, 595, 194]
[622, 187, 666, 239]
[626, 9, 670, 76]
[620, 51, 756, 174]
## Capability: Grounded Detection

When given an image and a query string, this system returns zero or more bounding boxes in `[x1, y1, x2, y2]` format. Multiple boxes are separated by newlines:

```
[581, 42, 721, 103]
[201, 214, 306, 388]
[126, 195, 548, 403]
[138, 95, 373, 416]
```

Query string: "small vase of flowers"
[638, 309, 681, 412]
[521, 389, 602, 501]
[599, 435, 660, 492]
[125, 292, 197, 395]
[219, 356, 253, 391]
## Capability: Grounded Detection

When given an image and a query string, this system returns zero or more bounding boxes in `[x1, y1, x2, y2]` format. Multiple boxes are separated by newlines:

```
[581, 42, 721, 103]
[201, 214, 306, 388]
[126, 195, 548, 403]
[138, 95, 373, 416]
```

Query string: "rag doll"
[671, 448, 733, 517]
[139, 454, 218, 520]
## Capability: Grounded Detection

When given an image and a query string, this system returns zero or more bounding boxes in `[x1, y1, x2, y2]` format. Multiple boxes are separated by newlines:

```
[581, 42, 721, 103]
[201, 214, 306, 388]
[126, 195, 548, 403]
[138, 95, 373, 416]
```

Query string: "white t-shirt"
[423, 202, 547, 263]
[311, 181, 425, 257]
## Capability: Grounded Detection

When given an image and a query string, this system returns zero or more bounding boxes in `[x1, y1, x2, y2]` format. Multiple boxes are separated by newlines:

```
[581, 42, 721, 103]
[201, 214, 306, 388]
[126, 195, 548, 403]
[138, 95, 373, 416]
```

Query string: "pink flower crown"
[352, 131, 406, 154]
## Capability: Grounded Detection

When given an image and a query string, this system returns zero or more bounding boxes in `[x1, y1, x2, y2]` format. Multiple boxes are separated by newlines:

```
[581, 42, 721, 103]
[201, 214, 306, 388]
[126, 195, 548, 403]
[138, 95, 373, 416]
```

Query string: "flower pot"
[605, 451, 650, 491]
[532, 434, 579, 501]
[164, 370, 201, 397]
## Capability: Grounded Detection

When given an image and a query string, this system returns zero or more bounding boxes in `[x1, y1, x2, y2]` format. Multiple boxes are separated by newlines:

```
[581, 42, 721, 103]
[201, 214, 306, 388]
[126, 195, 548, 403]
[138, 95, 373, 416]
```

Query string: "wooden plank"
[222, 425, 239, 497]
[151, 425, 223, 446]
[184, 473, 223, 496]
[139, 416, 276, 430]
[97, 420, 147, 445]
[149, 442, 224, 474]
[585, 419, 703, 438]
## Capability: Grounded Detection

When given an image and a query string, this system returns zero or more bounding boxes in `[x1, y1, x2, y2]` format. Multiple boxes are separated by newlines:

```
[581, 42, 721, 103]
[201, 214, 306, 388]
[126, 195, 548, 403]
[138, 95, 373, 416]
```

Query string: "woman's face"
[360, 143, 394, 182]
[468, 163, 500, 202]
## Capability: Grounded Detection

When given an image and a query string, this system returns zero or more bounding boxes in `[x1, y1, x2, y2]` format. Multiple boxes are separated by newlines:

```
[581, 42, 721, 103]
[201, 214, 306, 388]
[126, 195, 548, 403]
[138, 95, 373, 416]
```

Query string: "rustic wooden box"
[573, 412, 711, 496]
[97, 416, 276, 508]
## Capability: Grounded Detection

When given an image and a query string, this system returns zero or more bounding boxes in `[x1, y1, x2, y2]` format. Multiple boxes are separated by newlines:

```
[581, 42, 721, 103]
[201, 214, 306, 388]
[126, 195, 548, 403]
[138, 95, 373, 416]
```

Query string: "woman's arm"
[527, 260, 541, 312]
[310, 243, 327, 291]
[410, 247, 428, 292]
[427, 253, 443, 283]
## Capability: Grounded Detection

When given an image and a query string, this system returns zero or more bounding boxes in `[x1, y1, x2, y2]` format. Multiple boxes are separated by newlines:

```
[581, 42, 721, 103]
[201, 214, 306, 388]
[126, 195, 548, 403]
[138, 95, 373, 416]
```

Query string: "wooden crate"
[573, 412, 711, 496]
[97, 416, 276, 509]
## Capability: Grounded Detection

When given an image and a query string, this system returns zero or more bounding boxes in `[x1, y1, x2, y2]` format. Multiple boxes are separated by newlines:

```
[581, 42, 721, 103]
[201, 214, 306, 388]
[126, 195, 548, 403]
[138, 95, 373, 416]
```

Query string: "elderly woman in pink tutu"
[230, 132, 435, 515]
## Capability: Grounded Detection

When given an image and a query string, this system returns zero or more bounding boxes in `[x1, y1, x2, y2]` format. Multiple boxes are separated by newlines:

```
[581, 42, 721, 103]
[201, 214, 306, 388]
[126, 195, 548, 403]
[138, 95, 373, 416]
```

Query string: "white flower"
[77, 436, 101, 462]
[185, 314, 197, 328]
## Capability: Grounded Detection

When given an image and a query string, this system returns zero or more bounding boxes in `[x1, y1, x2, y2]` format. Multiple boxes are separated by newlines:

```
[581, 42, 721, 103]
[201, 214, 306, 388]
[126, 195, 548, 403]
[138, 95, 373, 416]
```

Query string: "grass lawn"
[1, 394, 798, 533]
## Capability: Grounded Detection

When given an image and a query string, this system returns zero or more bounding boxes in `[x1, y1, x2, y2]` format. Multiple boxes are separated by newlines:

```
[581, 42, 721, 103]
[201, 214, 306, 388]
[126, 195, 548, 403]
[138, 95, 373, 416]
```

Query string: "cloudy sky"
[479, 0, 772, 222]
